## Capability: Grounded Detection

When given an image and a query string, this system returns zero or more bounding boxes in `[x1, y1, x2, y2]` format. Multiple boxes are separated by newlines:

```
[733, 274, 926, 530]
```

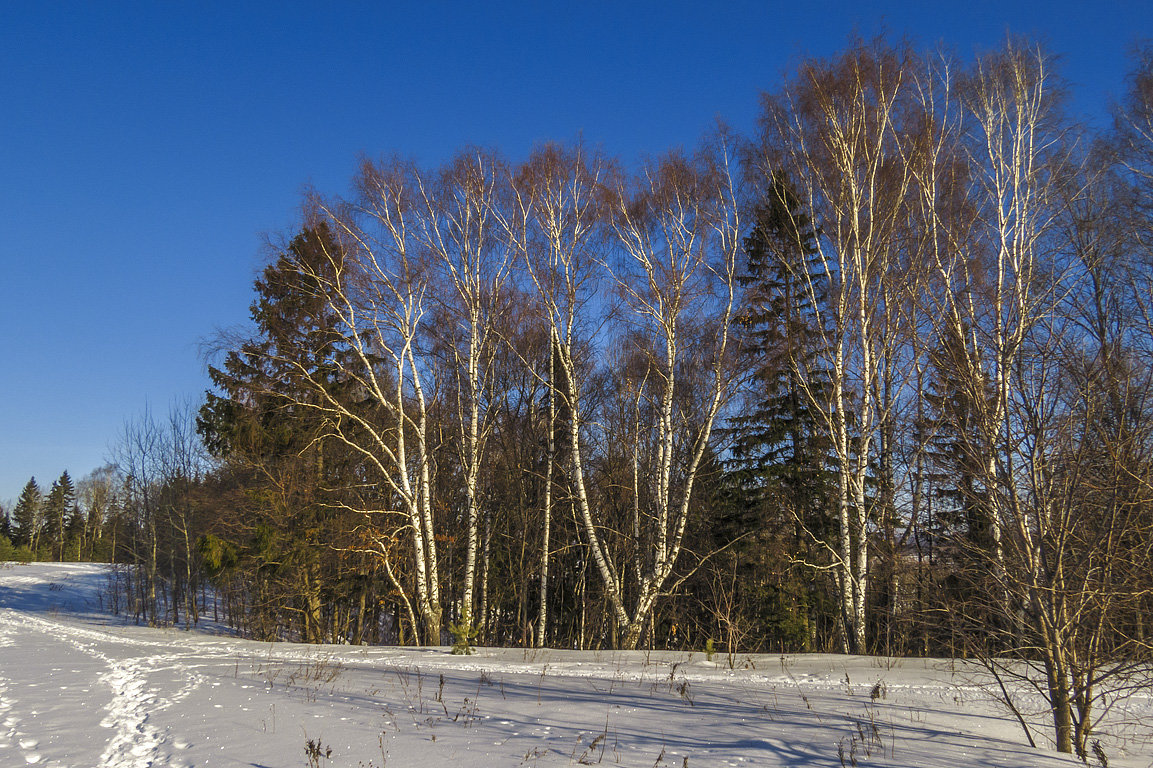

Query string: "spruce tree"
[12, 477, 42, 550]
[199, 223, 370, 643]
[43, 471, 76, 561]
[920, 322, 1001, 643]
[922, 324, 996, 550]
[728, 172, 836, 532]
[722, 171, 839, 649]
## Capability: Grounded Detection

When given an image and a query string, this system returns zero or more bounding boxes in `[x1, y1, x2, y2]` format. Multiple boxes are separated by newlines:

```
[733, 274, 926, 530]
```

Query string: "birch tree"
[416, 150, 513, 645]
[511, 139, 742, 649]
[605, 138, 743, 649]
[114, 408, 166, 625]
[509, 143, 614, 643]
[317, 161, 448, 645]
[941, 41, 1144, 757]
[232, 166, 447, 646]
[755, 40, 920, 653]
[953, 41, 1067, 601]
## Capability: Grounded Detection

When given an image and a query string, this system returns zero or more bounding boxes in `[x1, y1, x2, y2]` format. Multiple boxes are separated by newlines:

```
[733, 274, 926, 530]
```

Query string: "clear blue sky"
[1, 1, 1150, 504]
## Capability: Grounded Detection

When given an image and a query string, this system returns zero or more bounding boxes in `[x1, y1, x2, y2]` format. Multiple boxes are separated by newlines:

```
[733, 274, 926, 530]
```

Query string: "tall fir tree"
[199, 223, 373, 643]
[721, 171, 840, 649]
[922, 327, 994, 549]
[43, 471, 75, 561]
[728, 172, 837, 531]
[12, 477, 43, 551]
[918, 321, 1002, 646]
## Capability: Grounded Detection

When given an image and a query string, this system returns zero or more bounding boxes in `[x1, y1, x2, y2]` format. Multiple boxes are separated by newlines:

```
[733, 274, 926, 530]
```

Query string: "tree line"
[2, 469, 115, 563]
[5, 37, 1153, 758]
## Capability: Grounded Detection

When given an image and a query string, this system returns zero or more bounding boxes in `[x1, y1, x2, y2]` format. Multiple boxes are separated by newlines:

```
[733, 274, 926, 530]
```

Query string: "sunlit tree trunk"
[418, 150, 512, 641]
[536, 329, 556, 648]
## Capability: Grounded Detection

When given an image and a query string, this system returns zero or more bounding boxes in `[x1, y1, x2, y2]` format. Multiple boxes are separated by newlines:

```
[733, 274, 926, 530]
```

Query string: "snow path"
[2, 563, 1151, 767]
[0, 607, 180, 767]
[96, 656, 164, 768]
[0, 620, 22, 761]
[0, 566, 224, 767]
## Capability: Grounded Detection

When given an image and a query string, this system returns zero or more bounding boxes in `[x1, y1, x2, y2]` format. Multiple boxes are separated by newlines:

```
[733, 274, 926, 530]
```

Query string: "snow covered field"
[1, 563, 1150, 767]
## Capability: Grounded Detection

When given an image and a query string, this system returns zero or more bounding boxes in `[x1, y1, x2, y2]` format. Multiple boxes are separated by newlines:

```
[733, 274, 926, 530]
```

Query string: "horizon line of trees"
[4, 36, 1153, 758]
[1, 469, 116, 563]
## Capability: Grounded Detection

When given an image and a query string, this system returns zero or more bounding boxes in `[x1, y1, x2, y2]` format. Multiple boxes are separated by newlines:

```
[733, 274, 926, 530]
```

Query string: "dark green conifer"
[43, 471, 76, 560]
[718, 171, 840, 650]
[727, 171, 837, 538]
[12, 477, 42, 550]
[198, 223, 371, 643]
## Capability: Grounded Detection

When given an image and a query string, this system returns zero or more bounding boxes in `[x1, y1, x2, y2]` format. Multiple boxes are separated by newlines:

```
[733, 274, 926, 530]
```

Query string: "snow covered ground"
[0, 563, 1150, 767]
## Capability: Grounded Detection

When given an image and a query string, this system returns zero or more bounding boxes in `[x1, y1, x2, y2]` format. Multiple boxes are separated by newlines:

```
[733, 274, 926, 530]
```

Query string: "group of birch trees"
[191, 36, 1153, 659]
[200, 134, 747, 651]
[740, 38, 1153, 755]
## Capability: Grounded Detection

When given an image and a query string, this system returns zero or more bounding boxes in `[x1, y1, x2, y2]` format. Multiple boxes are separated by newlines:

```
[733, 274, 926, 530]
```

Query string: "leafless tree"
[76, 465, 117, 560]
[604, 135, 744, 649]
[417, 149, 514, 641]
[928, 41, 1153, 757]
[509, 136, 743, 650]
[113, 406, 166, 625]
[269, 161, 447, 645]
[508, 142, 616, 644]
[755, 39, 923, 653]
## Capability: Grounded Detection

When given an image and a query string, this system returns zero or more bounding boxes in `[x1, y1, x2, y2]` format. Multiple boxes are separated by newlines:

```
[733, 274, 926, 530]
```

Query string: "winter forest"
[5, 38, 1153, 757]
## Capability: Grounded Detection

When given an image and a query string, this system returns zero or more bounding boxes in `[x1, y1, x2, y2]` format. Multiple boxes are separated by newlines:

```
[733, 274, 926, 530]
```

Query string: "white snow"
[1, 562, 1149, 767]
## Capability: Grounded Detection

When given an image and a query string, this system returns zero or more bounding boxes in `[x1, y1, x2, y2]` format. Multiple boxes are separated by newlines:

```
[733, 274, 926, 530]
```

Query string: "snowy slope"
[0, 563, 1149, 767]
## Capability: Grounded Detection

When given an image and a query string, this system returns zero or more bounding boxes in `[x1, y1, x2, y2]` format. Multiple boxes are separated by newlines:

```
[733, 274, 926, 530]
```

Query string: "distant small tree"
[76, 465, 118, 561]
[0, 502, 11, 543]
[43, 471, 76, 561]
[12, 477, 43, 552]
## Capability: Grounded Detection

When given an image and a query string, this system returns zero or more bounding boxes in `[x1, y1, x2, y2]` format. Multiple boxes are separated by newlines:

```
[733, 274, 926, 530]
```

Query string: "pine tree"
[43, 471, 76, 561]
[12, 477, 42, 551]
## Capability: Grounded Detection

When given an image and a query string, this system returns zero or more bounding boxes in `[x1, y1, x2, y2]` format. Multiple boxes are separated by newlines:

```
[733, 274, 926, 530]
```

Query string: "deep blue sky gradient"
[2, 1, 1151, 503]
